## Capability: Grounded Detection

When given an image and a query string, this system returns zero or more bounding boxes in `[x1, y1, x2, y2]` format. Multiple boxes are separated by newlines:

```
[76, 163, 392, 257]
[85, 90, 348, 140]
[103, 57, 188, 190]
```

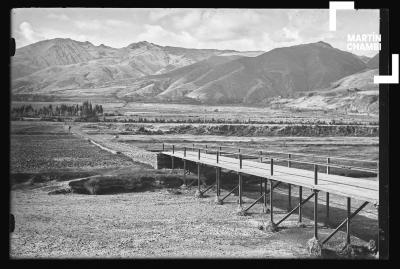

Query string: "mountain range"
[11, 38, 378, 111]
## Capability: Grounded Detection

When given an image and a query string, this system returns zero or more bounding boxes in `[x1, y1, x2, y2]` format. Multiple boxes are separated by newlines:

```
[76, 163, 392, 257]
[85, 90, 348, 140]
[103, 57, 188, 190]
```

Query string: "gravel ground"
[10, 184, 376, 258]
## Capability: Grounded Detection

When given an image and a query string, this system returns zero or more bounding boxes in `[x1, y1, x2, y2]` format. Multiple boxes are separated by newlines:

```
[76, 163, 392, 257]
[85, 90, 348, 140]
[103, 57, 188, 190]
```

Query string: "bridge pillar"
[195, 163, 204, 198]
[326, 192, 330, 226]
[180, 160, 187, 189]
[297, 186, 305, 228]
[266, 179, 277, 232]
[237, 174, 246, 215]
[287, 184, 292, 212]
[263, 178, 270, 213]
[215, 167, 223, 205]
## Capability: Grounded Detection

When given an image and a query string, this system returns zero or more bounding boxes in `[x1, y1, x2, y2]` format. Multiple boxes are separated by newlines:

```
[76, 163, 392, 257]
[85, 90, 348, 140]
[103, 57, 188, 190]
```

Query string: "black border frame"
[5, 0, 395, 263]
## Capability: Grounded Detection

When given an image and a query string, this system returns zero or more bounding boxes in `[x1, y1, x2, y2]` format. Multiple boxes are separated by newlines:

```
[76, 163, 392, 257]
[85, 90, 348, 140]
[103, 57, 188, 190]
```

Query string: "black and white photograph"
[9, 6, 391, 259]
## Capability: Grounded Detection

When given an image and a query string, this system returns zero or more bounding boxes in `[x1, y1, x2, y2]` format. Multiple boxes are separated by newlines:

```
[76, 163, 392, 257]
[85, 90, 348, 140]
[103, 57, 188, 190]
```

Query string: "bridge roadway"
[161, 150, 379, 205]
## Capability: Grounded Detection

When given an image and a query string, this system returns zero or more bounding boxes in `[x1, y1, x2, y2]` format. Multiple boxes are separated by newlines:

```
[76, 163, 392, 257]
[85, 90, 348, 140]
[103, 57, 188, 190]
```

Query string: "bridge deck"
[162, 150, 379, 204]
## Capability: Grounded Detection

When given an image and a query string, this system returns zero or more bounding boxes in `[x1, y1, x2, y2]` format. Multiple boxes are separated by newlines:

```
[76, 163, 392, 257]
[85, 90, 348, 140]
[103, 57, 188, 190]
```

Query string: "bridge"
[156, 143, 379, 255]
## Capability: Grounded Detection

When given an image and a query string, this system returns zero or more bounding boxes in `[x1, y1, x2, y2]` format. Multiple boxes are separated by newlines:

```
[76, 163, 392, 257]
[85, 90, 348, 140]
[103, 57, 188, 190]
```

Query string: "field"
[9, 103, 379, 258]
[12, 101, 379, 125]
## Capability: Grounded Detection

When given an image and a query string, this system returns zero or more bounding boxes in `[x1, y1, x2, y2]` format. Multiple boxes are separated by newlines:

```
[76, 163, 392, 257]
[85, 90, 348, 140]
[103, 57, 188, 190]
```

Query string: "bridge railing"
[159, 142, 378, 177]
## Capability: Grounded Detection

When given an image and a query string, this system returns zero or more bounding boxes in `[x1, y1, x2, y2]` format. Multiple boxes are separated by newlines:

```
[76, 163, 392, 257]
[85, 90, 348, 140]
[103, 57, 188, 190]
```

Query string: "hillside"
[11, 38, 264, 94]
[115, 41, 368, 104]
[12, 39, 373, 109]
[269, 69, 379, 114]
[366, 53, 379, 69]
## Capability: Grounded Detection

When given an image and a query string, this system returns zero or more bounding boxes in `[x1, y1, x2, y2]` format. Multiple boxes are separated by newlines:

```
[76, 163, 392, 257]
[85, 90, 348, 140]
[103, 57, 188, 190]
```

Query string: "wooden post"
[162, 143, 165, 151]
[271, 158, 274, 176]
[288, 184, 292, 211]
[184, 147, 186, 157]
[171, 156, 174, 170]
[264, 179, 268, 212]
[288, 154, 292, 211]
[270, 179, 274, 223]
[346, 197, 351, 245]
[216, 150, 219, 163]
[299, 186, 303, 224]
[239, 154, 242, 169]
[183, 160, 187, 186]
[172, 145, 175, 154]
[326, 158, 330, 224]
[216, 167, 221, 197]
[197, 163, 201, 193]
[314, 189, 318, 239]
[198, 149, 200, 160]
[205, 145, 208, 154]
[238, 174, 243, 206]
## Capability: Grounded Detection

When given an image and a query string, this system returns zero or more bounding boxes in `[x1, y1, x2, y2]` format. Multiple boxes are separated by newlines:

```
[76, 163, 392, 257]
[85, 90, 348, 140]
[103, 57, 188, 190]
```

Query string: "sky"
[11, 8, 380, 57]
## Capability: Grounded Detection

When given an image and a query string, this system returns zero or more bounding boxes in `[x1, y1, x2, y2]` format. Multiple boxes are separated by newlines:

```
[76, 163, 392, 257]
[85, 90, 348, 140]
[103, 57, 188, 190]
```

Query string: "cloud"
[47, 13, 70, 21]
[136, 24, 197, 47]
[73, 20, 105, 31]
[148, 9, 184, 22]
[104, 19, 132, 27]
[16, 21, 46, 47]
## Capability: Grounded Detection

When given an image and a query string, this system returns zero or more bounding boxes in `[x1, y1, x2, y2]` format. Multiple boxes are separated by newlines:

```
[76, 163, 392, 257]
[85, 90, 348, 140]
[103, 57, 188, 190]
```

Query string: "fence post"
[239, 154, 242, 169]
[172, 145, 175, 154]
[205, 145, 208, 154]
[270, 158, 274, 176]
[162, 143, 165, 151]
[314, 165, 318, 185]
[198, 149, 200, 160]
[216, 150, 219, 163]
[184, 147, 186, 157]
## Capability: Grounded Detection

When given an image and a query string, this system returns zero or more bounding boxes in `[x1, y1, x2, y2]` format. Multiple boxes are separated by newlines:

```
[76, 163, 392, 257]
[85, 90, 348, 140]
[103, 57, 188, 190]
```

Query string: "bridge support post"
[288, 184, 292, 212]
[195, 163, 204, 198]
[326, 193, 330, 226]
[297, 186, 305, 227]
[307, 165, 322, 257]
[259, 178, 264, 203]
[287, 154, 292, 212]
[181, 160, 187, 189]
[215, 167, 223, 205]
[340, 197, 355, 256]
[263, 178, 270, 213]
[237, 174, 246, 215]
[326, 158, 330, 226]
[266, 179, 277, 232]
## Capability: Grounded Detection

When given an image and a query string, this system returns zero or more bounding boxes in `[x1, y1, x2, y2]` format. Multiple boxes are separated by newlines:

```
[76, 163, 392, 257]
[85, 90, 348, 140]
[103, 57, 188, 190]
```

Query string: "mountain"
[366, 53, 379, 69]
[11, 38, 264, 94]
[270, 68, 379, 114]
[115, 41, 367, 104]
[12, 39, 369, 106]
[358, 55, 371, 63]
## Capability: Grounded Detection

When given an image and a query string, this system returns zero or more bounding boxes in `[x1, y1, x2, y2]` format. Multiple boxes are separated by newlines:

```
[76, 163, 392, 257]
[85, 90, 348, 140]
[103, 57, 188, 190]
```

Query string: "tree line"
[11, 101, 103, 119]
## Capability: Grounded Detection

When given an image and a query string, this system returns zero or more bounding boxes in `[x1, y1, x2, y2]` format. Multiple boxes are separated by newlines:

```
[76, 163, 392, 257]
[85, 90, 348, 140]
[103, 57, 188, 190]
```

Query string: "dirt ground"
[10, 181, 377, 258]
